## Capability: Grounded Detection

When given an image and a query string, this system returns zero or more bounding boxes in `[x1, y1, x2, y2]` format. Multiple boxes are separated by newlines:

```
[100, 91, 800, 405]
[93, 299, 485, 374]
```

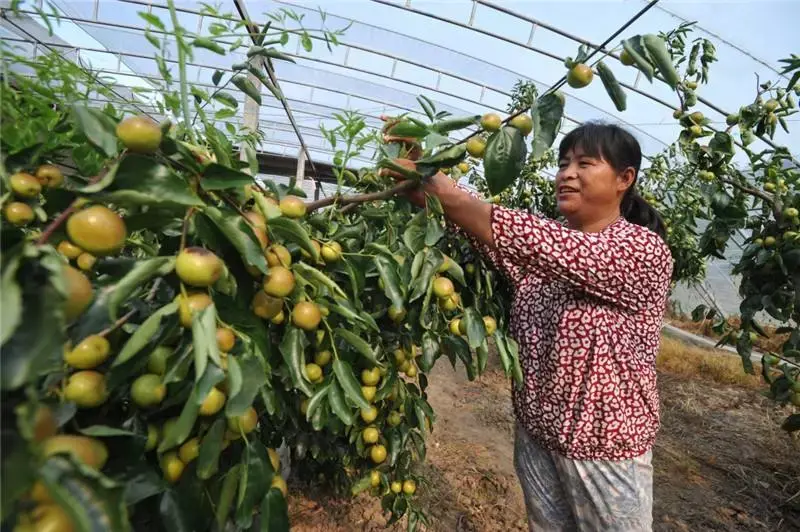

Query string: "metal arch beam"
[1, 36, 393, 128]
[369, 0, 797, 161]
[0, 11, 158, 120]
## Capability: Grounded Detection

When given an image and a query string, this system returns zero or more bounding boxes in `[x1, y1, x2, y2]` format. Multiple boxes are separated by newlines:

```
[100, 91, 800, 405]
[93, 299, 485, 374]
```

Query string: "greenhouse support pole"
[240, 59, 261, 171]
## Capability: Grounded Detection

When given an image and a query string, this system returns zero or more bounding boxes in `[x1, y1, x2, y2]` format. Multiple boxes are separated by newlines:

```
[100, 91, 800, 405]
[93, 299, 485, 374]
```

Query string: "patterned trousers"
[513, 423, 653, 532]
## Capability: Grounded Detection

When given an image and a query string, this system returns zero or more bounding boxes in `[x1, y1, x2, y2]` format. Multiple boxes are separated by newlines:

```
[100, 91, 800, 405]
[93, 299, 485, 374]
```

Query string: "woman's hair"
[557, 122, 667, 239]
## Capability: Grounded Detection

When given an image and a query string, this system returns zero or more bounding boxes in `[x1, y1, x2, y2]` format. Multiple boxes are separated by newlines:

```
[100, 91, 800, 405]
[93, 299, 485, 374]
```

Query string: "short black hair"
[558, 122, 666, 239]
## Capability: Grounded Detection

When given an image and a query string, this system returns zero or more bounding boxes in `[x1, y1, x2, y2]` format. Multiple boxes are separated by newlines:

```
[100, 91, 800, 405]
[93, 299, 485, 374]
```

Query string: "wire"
[453, 0, 661, 146]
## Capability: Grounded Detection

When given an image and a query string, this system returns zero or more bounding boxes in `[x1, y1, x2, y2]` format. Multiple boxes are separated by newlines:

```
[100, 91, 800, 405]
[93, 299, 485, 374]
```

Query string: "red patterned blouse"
[470, 205, 673, 461]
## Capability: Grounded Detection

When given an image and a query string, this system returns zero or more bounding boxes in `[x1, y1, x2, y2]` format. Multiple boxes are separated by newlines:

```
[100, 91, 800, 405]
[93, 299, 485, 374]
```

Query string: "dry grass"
[656, 336, 763, 389]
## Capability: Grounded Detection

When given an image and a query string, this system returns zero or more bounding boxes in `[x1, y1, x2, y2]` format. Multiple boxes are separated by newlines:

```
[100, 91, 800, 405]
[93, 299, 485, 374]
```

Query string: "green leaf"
[333, 359, 371, 409]
[191, 305, 222, 382]
[217, 465, 240, 530]
[236, 442, 274, 528]
[293, 262, 347, 298]
[336, 329, 382, 366]
[254, 189, 282, 220]
[202, 206, 268, 274]
[197, 419, 226, 479]
[212, 91, 239, 110]
[80, 158, 120, 193]
[305, 382, 330, 422]
[226, 355, 267, 417]
[0, 252, 22, 344]
[386, 120, 428, 139]
[301, 33, 313, 52]
[476, 339, 489, 374]
[531, 93, 564, 160]
[431, 115, 480, 134]
[99, 154, 202, 207]
[268, 216, 318, 262]
[160, 490, 196, 532]
[425, 217, 445, 246]
[78, 425, 137, 437]
[108, 257, 175, 320]
[232, 74, 261, 105]
[2, 257, 66, 390]
[621, 36, 655, 82]
[72, 104, 119, 157]
[192, 37, 226, 55]
[328, 380, 354, 425]
[375, 255, 405, 308]
[409, 249, 443, 302]
[244, 143, 259, 176]
[643, 34, 680, 89]
[158, 387, 200, 452]
[200, 163, 253, 191]
[420, 331, 439, 372]
[260, 487, 290, 531]
[123, 468, 165, 506]
[138, 11, 166, 30]
[279, 327, 314, 396]
[462, 307, 487, 349]
[40, 457, 131, 532]
[416, 143, 467, 168]
[596, 61, 627, 112]
[212, 70, 224, 86]
[113, 302, 178, 367]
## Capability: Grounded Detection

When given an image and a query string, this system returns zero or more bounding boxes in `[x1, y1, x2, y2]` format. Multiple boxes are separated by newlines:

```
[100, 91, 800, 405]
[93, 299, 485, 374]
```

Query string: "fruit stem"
[98, 279, 164, 338]
[167, 0, 197, 144]
[305, 180, 417, 213]
[180, 207, 195, 251]
[35, 201, 78, 246]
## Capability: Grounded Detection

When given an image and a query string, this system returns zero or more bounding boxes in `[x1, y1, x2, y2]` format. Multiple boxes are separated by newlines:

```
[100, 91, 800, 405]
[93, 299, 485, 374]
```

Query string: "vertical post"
[296, 146, 307, 195]
[240, 58, 261, 174]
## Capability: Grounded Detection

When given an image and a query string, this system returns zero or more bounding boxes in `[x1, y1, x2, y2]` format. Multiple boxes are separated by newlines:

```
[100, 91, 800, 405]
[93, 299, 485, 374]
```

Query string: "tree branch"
[720, 173, 783, 221]
[305, 180, 417, 212]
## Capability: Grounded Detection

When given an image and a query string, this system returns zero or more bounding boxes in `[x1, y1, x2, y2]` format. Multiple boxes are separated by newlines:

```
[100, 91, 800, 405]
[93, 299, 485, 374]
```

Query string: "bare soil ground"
[288, 341, 800, 531]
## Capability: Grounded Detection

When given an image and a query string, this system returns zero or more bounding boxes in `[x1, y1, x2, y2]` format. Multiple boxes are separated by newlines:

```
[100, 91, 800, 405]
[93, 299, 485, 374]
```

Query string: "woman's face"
[555, 146, 634, 225]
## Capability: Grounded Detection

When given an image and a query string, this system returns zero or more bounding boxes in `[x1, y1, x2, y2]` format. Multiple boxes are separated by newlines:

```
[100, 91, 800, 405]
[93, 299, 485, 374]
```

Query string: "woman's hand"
[380, 158, 494, 246]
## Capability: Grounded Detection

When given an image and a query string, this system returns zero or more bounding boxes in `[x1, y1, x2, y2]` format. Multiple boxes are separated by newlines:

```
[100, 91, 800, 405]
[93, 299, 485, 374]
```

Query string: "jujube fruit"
[28, 504, 74, 532]
[177, 292, 213, 328]
[370, 444, 387, 464]
[567, 63, 593, 88]
[361, 368, 380, 386]
[31, 405, 58, 443]
[65, 335, 110, 369]
[483, 316, 497, 335]
[4, 202, 34, 226]
[362, 427, 380, 444]
[35, 164, 64, 188]
[619, 49, 635, 65]
[66, 205, 127, 256]
[251, 291, 283, 320]
[266, 244, 292, 267]
[147, 346, 172, 375]
[466, 137, 486, 158]
[116, 115, 162, 153]
[57, 240, 83, 259]
[216, 327, 235, 352]
[509, 113, 533, 136]
[131, 374, 166, 408]
[198, 387, 226, 416]
[292, 301, 322, 331]
[161, 452, 185, 483]
[432, 277, 455, 298]
[387, 305, 406, 323]
[321, 242, 342, 263]
[178, 437, 200, 464]
[370, 470, 381, 488]
[64, 370, 107, 408]
[227, 406, 258, 434]
[63, 266, 93, 321]
[271, 476, 288, 497]
[360, 406, 378, 423]
[402, 479, 417, 495]
[9, 172, 41, 198]
[42, 435, 108, 469]
[76, 252, 96, 271]
[362, 386, 377, 402]
[263, 266, 295, 297]
[314, 350, 331, 366]
[279, 196, 307, 218]
[480, 113, 502, 132]
[175, 247, 222, 287]
[391, 481, 402, 493]
[146, 424, 159, 451]
[305, 363, 323, 382]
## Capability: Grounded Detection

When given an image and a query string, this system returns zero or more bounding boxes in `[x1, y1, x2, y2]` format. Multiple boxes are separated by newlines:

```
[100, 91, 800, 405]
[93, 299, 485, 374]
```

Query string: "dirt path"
[289, 357, 800, 531]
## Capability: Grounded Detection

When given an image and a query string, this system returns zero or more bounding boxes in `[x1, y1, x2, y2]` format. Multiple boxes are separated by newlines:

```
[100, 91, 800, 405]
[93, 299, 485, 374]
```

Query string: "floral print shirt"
[468, 204, 673, 460]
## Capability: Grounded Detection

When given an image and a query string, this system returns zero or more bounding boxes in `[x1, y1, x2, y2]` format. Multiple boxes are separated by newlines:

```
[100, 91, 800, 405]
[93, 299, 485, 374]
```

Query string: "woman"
[391, 122, 673, 531]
